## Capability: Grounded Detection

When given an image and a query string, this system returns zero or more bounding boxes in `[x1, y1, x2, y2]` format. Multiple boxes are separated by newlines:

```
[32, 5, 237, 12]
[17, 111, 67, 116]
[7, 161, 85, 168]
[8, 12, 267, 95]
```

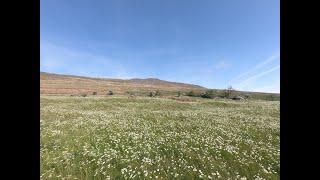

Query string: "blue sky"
[41, 0, 279, 93]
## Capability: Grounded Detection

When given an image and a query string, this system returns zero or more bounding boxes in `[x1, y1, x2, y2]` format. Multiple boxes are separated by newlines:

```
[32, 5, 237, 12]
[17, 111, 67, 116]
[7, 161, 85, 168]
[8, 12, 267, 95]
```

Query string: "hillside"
[40, 72, 206, 95]
[40, 72, 279, 100]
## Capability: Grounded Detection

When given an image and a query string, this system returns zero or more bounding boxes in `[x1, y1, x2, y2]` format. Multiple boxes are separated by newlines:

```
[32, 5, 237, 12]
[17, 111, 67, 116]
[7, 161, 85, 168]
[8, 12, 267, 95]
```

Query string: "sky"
[40, 0, 280, 93]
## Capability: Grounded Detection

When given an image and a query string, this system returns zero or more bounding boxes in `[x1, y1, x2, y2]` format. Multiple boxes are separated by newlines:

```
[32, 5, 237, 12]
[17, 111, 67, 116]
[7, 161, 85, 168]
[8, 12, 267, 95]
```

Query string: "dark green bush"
[201, 90, 215, 99]
[107, 91, 114, 95]
[148, 92, 155, 97]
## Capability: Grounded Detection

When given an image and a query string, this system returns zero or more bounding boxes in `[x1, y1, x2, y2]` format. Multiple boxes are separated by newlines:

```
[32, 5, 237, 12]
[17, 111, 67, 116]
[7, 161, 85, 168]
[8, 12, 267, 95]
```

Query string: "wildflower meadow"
[41, 96, 279, 179]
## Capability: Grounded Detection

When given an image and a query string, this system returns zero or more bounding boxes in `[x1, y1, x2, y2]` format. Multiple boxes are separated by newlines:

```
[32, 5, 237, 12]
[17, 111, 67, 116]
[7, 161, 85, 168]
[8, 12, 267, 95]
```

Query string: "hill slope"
[40, 72, 206, 95]
[40, 72, 279, 100]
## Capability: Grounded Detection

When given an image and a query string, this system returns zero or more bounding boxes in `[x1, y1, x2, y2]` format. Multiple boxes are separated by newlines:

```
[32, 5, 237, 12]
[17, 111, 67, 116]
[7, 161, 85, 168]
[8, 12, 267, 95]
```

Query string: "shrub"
[201, 90, 215, 99]
[267, 95, 275, 101]
[107, 91, 114, 95]
[155, 90, 161, 96]
[177, 91, 181, 97]
[92, 92, 97, 95]
[186, 90, 196, 97]
[81, 94, 87, 97]
[148, 92, 155, 97]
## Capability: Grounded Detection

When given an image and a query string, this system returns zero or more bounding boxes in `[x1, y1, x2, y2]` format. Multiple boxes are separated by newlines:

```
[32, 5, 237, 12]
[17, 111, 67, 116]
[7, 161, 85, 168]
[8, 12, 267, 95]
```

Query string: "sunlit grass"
[41, 95, 279, 179]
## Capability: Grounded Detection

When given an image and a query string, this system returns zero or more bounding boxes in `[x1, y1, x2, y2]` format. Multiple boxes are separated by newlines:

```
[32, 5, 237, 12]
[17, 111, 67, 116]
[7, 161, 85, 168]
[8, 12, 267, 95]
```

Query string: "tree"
[177, 91, 181, 97]
[92, 92, 97, 95]
[223, 86, 234, 98]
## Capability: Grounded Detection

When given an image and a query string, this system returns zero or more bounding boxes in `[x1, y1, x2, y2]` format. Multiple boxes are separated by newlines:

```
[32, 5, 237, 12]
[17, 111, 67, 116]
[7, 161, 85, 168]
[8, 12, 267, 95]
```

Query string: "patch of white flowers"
[41, 96, 279, 179]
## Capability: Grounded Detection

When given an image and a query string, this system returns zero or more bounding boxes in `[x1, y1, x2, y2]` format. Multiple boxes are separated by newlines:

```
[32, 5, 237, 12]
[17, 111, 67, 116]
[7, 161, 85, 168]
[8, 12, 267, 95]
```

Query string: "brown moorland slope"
[40, 72, 280, 101]
[40, 72, 206, 95]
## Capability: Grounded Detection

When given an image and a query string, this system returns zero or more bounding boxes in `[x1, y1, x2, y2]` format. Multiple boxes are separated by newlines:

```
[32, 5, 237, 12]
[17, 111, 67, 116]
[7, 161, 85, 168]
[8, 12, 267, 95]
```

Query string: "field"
[40, 95, 280, 179]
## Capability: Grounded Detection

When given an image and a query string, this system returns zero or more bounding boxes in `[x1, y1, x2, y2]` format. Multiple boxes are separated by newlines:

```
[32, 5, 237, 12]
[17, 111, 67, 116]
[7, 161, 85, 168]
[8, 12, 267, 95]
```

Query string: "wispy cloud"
[230, 53, 280, 84]
[214, 60, 232, 69]
[235, 65, 280, 90]
[40, 41, 131, 78]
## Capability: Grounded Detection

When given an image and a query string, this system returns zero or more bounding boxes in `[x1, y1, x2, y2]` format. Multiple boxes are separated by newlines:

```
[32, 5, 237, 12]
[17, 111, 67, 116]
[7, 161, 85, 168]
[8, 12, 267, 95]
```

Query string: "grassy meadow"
[40, 95, 279, 179]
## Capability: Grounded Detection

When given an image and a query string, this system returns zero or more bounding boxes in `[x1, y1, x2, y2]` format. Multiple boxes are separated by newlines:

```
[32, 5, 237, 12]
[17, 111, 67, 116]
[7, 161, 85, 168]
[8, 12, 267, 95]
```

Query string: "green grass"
[41, 95, 279, 179]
